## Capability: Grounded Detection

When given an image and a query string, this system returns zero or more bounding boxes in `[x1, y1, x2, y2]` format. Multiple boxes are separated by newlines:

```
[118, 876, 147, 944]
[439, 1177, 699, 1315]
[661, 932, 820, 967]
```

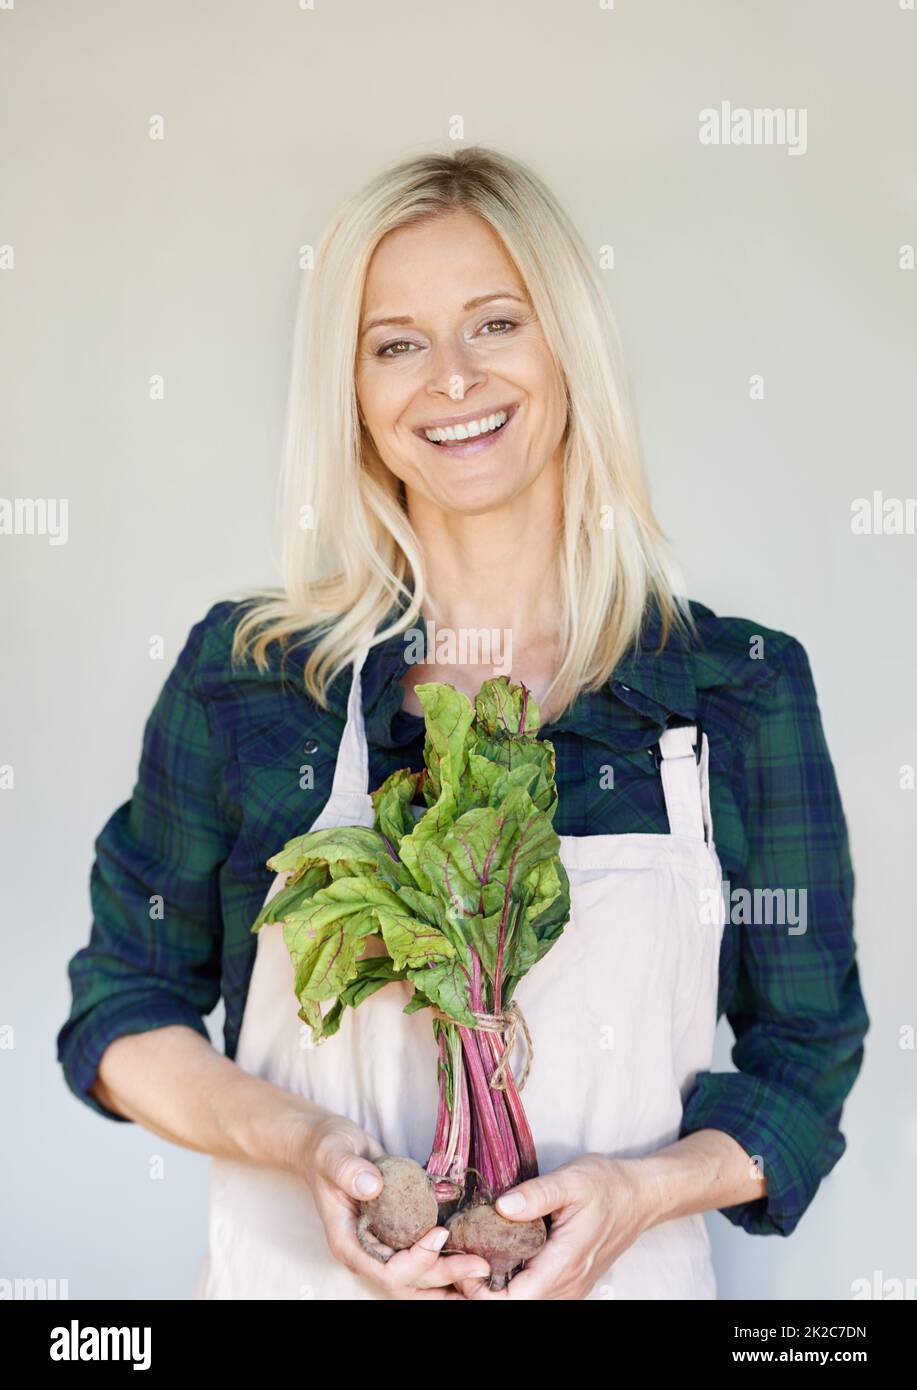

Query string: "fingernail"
[421, 1228, 449, 1251]
[355, 1170, 380, 1196]
[497, 1191, 524, 1214]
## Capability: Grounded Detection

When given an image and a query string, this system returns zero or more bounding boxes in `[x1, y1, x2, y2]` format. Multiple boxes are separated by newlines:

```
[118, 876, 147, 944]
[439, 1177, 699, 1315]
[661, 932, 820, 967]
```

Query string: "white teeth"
[424, 408, 509, 444]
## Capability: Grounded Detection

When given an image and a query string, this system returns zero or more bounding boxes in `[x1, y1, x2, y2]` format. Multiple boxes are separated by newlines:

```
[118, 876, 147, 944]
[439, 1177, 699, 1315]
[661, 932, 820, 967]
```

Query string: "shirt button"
[303, 738, 319, 754]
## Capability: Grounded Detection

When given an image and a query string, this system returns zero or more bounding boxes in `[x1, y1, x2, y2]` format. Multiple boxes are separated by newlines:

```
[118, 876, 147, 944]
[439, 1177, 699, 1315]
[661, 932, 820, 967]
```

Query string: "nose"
[424, 335, 485, 404]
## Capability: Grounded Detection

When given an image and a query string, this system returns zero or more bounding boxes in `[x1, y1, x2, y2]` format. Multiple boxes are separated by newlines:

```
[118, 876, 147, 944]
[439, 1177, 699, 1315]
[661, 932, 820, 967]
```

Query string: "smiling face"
[355, 210, 568, 516]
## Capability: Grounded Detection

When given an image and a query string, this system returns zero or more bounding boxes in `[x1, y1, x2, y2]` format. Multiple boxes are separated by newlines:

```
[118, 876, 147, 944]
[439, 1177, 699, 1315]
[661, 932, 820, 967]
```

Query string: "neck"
[400, 461, 566, 718]
[405, 463, 563, 653]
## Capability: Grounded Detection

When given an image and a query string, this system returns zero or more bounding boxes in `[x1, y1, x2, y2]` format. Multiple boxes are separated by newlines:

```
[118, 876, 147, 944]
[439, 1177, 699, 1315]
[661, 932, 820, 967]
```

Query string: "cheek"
[358, 368, 423, 440]
[527, 348, 565, 408]
[354, 373, 385, 428]
[502, 341, 563, 407]
[531, 375, 568, 442]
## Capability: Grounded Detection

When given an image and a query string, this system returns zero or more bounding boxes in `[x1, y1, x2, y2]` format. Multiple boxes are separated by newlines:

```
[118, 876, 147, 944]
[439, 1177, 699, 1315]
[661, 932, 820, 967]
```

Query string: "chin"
[434, 480, 521, 515]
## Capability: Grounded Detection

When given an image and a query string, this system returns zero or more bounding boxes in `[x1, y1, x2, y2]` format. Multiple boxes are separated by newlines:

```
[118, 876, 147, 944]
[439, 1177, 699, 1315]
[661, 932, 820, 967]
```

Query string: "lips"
[415, 402, 519, 455]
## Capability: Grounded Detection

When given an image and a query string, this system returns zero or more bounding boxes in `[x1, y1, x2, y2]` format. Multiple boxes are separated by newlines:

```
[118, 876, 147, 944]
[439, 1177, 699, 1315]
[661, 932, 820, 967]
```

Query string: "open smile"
[414, 402, 519, 458]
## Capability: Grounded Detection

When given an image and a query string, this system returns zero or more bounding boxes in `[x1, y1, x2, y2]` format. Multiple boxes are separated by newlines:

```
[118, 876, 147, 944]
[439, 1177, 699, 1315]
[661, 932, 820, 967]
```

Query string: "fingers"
[333, 1222, 444, 1291]
[471, 1220, 580, 1300]
[355, 1217, 396, 1263]
[384, 1228, 490, 1293]
[494, 1170, 572, 1222]
[411, 1287, 469, 1301]
[453, 1273, 501, 1300]
[334, 1218, 490, 1296]
[453, 1211, 581, 1300]
[414, 1252, 492, 1290]
[312, 1131, 492, 1298]
[375, 1228, 472, 1289]
[324, 1145, 385, 1202]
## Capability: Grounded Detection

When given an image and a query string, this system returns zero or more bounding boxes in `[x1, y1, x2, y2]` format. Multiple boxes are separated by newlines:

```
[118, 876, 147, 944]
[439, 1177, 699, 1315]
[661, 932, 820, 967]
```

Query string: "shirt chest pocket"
[234, 719, 342, 873]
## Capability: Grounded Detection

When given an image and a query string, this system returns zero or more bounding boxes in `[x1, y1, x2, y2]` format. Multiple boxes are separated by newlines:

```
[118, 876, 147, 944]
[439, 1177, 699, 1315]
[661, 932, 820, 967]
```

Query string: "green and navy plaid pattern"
[56, 595, 869, 1239]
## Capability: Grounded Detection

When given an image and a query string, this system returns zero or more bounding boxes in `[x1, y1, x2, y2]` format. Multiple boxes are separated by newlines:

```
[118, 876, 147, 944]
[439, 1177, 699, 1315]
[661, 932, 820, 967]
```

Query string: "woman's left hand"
[452, 1153, 654, 1300]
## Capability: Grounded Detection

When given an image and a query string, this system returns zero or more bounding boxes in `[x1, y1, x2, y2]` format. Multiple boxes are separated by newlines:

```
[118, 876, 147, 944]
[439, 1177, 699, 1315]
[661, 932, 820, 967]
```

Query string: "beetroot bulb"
[445, 1193, 547, 1291]
[355, 1156, 439, 1258]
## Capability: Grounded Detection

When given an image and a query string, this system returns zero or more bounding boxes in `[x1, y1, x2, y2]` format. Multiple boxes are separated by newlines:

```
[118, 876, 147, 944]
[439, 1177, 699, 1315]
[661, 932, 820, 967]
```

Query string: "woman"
[57, 147, 869, 1300]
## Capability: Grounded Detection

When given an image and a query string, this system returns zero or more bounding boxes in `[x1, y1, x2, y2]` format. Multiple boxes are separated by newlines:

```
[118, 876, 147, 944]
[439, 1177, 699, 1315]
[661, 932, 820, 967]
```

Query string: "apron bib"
[193, 645, 726, 1300]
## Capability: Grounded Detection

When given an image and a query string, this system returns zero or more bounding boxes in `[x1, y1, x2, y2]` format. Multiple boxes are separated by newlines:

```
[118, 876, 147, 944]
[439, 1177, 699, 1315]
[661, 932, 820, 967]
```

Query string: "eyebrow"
[360, 291, 528, 337]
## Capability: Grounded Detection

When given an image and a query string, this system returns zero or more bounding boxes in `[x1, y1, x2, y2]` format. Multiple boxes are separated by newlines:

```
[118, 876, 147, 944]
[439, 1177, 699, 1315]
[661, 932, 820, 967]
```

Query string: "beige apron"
[193, 643, 726, 1300]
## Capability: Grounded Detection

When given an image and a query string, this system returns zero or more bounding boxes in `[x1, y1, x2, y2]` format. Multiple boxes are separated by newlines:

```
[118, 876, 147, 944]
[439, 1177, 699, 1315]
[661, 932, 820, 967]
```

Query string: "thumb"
[495, 1172, 566, 1221]
[329, 1147, 384, 1201]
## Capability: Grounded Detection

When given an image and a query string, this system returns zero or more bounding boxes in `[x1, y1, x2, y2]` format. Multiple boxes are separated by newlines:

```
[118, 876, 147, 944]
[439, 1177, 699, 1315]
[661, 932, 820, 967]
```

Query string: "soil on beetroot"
[355, 1155, 546, 1290]
[356, 1155, 438, 1258]
[445, 1196, 547, 1290]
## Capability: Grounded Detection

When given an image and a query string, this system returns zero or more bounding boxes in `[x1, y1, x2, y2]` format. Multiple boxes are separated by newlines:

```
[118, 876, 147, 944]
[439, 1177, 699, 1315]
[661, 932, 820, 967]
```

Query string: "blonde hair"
[230, 145, 696, 717]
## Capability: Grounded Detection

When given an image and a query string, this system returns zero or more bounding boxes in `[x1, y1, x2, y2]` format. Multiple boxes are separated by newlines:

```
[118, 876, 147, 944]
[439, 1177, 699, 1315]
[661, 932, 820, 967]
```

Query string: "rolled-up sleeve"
[57, 610, 234, 1121]
[680, 635, 870, 1235]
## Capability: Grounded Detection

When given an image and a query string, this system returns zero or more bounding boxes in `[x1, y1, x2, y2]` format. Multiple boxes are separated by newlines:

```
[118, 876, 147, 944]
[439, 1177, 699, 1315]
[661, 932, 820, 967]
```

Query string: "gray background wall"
[2, 0, 914, 1300]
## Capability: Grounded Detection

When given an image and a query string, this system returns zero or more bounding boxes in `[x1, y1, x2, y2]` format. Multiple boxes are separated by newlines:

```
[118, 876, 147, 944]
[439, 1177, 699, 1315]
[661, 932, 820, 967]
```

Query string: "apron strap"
[657, 724, 713, 844]
[327, 642, 373, 797]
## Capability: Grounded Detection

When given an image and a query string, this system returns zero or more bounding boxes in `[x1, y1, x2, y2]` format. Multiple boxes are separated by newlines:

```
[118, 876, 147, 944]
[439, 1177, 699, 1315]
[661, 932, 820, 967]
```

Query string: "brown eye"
[480, 319, 517, 335]
[377, 340, 417, 358]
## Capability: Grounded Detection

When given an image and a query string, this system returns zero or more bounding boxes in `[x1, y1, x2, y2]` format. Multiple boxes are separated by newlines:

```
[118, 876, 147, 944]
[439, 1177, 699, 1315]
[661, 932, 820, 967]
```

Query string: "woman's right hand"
[297, 1114, 490, 1300]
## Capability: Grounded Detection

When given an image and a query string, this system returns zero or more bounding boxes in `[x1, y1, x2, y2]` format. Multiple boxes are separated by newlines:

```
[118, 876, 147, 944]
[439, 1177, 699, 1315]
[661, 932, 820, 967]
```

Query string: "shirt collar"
[607, 598, 698, 723]
[328, 592, 698, 749]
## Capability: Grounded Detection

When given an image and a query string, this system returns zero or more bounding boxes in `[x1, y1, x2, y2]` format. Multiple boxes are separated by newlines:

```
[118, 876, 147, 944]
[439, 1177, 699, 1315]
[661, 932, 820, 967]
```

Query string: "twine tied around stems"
[430, 1000, 533, 1092]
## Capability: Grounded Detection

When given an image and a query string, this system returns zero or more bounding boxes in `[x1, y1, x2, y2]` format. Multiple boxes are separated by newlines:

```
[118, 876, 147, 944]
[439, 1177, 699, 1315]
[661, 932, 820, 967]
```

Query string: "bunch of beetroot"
[252, 676, 571, 1288]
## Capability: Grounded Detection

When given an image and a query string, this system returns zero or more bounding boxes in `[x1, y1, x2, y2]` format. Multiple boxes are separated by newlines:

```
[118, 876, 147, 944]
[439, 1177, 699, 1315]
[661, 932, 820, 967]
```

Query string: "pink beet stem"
[458, 1022, 514, 1192]
[428, 1029, 450, 1161]
[426, 1024, 467, 1199]
[480, 1025, 539, 1182]
[424, 847, 542, 1204]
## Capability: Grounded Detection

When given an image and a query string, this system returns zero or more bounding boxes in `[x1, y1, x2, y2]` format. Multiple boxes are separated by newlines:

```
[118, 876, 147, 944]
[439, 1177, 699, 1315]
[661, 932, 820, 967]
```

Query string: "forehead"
[361, 210, 525, 308]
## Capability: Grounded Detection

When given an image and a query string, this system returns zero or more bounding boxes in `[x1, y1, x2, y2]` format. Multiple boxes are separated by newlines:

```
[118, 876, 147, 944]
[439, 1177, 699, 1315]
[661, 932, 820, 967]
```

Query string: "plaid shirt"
[57, 595, 869, 1239]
